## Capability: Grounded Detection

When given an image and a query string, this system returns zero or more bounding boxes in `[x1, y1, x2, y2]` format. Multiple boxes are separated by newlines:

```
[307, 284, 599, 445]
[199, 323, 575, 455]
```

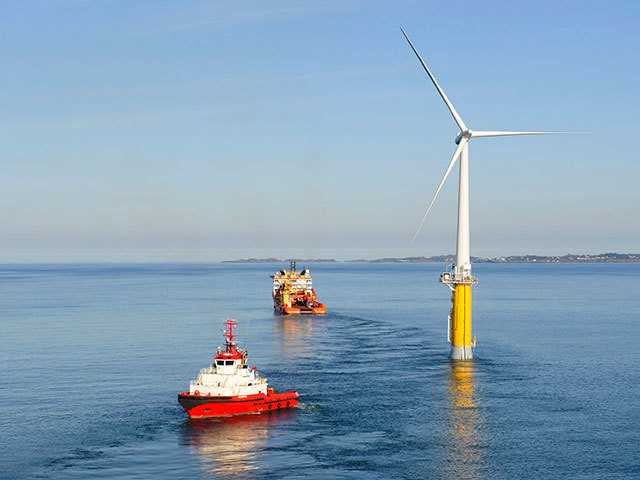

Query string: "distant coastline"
[223, 257, 338, 264]
[224, 253, 640, 264]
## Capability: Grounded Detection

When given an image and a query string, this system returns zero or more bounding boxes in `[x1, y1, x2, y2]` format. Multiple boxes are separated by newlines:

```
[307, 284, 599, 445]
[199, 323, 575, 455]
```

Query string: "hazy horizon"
[1, 249, 638, 264]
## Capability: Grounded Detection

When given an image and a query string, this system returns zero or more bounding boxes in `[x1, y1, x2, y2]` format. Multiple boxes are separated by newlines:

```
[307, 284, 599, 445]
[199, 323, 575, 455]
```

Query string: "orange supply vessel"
[270, 262, 326, 315]
[178, 319, 299, 418]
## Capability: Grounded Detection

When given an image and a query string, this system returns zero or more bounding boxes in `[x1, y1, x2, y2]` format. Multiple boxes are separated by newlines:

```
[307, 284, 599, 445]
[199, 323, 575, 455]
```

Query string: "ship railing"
[440, 270, 478, 286]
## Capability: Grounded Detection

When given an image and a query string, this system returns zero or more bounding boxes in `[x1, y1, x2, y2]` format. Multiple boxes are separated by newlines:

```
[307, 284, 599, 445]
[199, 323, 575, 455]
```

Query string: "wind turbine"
[401, 28, 577, 361]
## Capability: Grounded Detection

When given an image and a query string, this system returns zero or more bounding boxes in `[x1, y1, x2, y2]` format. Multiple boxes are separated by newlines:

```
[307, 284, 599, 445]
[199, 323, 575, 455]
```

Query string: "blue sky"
[1, 0, 638, 261]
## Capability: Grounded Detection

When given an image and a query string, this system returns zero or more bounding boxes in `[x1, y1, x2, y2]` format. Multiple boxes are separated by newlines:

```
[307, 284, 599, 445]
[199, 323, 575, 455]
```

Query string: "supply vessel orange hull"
[270, 262, 326, 315]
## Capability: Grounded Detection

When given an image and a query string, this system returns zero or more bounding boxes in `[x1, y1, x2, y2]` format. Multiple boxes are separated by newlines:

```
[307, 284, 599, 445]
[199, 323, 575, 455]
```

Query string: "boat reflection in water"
[445, 361, 488, 480]
[273, 315, 326, 360]
[182, 409, 297, 479]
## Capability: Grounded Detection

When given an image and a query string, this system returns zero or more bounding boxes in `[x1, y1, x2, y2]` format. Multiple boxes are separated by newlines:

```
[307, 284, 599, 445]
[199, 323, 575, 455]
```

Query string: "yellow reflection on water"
[273, 315, 325, 359]
[183, 410, 296, 479]
[445, 361, 486, 480]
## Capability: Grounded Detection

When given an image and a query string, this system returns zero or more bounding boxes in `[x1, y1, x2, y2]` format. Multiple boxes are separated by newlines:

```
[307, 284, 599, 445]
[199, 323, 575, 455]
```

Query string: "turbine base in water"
[451, 345, 474, 361]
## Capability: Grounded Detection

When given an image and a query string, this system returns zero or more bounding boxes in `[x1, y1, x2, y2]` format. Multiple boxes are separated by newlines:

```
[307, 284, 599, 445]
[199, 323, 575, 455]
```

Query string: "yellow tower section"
[452, 284, 473, 349]
[442, 268, 477, 361]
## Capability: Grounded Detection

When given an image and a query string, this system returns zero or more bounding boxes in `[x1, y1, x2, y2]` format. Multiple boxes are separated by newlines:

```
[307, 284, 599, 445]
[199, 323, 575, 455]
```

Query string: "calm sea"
[1, 262, 639, 479]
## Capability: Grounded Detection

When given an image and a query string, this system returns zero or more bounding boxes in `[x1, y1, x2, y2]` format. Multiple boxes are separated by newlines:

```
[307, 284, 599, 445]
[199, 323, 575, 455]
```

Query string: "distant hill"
[480, 253, 640, 263]
[350, 253, 640, 263]
[225, 253, 640, 263]
[348, 255, 455, 263]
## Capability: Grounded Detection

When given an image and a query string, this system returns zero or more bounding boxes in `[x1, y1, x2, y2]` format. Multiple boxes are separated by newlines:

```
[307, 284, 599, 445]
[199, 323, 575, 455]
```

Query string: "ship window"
[225, 360, 234, 365]
[216, 360, 224, 366]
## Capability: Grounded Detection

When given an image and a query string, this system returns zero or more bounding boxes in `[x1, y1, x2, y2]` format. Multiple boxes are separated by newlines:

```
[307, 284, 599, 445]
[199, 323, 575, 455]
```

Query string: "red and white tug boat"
[178, 319, 299, 419]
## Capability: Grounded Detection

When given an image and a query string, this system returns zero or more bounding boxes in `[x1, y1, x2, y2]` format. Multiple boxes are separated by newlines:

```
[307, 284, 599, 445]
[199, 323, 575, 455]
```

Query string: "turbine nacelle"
[455, 129, 473, 144]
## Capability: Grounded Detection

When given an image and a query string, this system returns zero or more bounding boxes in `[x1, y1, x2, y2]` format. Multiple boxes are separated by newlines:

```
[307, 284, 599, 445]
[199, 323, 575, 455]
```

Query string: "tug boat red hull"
[178, 390, 299, 419]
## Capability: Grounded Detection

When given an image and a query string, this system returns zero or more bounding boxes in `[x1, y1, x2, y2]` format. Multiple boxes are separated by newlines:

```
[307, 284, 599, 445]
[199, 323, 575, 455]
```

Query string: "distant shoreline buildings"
[224, 253, 640, 264]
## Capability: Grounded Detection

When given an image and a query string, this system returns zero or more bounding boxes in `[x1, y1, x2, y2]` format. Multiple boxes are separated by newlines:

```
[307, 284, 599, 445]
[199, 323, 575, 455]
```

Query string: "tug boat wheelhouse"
[178, 319, 299, 419]
[270, 262, 326, 315]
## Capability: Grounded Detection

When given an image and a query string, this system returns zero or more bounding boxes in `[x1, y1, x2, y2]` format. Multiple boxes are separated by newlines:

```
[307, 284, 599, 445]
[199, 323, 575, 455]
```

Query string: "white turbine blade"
[471, 131, 587, 138]
[412, 138, 468, 243]
[400, 27, 467, 131]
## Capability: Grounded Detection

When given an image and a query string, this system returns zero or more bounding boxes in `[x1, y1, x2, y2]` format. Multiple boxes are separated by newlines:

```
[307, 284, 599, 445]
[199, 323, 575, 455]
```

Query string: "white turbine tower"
[401, 28, 579, 361]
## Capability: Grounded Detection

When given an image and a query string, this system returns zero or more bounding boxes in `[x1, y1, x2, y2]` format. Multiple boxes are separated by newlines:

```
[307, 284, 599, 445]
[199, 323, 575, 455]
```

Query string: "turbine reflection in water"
[182, 410, 297, 479]
[445, 361, 488, 479]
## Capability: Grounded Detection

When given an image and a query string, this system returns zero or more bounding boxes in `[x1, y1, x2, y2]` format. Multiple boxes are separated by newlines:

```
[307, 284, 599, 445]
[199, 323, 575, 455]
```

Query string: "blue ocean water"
[1, 262, 639, 479]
